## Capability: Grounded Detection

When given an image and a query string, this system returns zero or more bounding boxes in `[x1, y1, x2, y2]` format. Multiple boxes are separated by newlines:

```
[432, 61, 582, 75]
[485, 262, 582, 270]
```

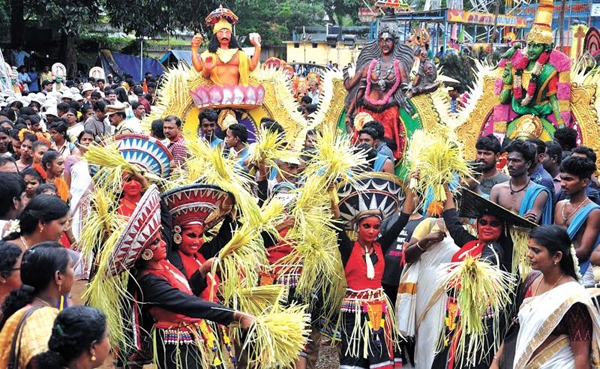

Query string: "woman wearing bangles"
[493, 226, 600, 369]
[398, 186, 535, 369]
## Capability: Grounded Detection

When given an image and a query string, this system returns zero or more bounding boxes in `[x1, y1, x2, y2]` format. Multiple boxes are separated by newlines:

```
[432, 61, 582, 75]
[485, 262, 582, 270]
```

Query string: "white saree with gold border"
[397, 236, 459, 369]
[514, 281, 600, 369]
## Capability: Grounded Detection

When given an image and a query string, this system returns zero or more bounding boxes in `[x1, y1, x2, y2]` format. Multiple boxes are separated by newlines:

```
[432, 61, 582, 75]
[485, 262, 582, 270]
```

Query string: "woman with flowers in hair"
[494, 226, 600, 369]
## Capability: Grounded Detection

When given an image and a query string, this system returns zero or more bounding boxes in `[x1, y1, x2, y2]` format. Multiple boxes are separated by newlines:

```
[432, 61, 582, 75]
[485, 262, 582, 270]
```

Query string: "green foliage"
[24, 0, 101, 35]
[234, 0, 325, 46]
[105, 0, 220, 37]
[77, 33, 134, 52]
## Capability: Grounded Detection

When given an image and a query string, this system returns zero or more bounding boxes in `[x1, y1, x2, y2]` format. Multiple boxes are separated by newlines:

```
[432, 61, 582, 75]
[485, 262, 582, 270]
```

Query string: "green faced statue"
[526, 42, 546, 61]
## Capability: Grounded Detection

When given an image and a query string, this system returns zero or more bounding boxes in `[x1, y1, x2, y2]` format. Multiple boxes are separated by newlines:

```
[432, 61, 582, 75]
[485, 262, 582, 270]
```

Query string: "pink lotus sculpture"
[190, 85, 265, 109]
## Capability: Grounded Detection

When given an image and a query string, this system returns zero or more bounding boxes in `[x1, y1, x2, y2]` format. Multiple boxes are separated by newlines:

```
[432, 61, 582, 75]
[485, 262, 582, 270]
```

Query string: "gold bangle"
[416, 241, 425, 252]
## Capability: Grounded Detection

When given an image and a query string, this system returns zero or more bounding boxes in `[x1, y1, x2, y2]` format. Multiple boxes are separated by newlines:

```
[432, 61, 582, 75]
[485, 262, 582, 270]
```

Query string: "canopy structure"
[160, 50, 193, 68]
[97, 49, 164, 83]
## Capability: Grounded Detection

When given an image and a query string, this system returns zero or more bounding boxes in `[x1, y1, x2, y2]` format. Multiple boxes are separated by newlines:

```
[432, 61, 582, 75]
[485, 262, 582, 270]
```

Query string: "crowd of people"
[0, 63, 599, 369]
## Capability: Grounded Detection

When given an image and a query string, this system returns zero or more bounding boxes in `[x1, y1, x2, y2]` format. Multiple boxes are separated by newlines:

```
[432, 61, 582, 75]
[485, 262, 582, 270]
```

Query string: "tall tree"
[19, 0, 101, 76]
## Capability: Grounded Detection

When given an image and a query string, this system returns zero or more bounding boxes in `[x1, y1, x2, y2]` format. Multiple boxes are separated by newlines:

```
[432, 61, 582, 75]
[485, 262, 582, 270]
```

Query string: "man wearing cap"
[191, 6, 261, 86]
[107, 102, 140, 135]
[132, 86, 151, 113]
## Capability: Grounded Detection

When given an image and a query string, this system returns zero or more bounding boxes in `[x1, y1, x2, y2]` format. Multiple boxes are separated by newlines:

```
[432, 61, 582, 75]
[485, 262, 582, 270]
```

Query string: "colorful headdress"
[105, 185, 162, 276]
[337, 173, 404, 227]
[205, 5, 238, 34]
[161, 183, 235, 245]
[115, 134, 173, 179]
[527, 0, 553, 44]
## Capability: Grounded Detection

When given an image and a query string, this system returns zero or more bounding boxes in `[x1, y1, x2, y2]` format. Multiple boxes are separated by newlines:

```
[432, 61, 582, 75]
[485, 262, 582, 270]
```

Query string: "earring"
[39, 225, 44, 233]
[91, 354, 96, 361]
[58, 283, 62, 293]
[141, 249, 154, 261]
[554, 261, 557, 265]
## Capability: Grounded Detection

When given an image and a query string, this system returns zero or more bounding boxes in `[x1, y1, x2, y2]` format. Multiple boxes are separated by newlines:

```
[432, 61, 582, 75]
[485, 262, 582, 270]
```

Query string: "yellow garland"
[405, 129, 474, 204]
[438, 256, 516, 367]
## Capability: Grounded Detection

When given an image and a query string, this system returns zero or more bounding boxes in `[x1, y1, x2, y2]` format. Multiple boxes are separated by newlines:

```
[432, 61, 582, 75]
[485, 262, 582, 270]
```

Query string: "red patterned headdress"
[161, 183, 235, 244]
[205, 5, 238, 34]
[106, 185, 162, 276]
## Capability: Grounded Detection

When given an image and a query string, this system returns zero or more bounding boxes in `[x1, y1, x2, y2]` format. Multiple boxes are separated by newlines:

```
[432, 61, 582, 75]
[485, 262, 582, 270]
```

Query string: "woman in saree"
[0, 242, 74, 369]
[493, 225, 600, 369]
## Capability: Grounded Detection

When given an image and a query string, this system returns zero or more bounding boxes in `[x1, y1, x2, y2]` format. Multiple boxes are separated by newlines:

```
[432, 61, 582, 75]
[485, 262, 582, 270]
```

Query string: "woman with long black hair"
[494, 226, 600, 369]
[0, 242, 74, 369]
[30, 306, 111, 369]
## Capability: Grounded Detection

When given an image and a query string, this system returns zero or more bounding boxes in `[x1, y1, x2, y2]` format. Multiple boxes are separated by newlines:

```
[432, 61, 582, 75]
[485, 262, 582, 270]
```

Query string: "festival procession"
[1, 0, 600, 368]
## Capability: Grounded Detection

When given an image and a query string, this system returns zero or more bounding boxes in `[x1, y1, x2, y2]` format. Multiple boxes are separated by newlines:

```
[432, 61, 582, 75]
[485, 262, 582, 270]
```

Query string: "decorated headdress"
[337, 173, 404, 228]
[105, 185, 162, 276]
[205, 5, 238, 34]
[161, 183, 236, 245]
[115, 134, 173, 179]
[527, 0, 553, 44]
[458, 188, 537, 229]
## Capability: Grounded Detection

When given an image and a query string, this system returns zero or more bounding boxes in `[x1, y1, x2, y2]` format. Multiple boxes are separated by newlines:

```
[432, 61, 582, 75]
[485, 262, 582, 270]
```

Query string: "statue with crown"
[146, 5, 348, 148]
[454, 0, 600, 163]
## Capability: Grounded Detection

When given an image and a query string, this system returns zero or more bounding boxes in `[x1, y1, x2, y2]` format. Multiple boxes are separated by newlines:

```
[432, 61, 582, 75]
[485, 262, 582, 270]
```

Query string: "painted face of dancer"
[180, 224, 205, 256]
[357, 216, 381, 244]
[378, 32, 394, 55]
[477, 215, 502, 243]
[146, 234, 168, 262]
[122, 176, 143, 198]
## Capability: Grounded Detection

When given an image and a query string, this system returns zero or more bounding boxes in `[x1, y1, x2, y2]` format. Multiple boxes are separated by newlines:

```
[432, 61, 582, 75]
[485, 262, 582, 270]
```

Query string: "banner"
[447, 9, 527, 28]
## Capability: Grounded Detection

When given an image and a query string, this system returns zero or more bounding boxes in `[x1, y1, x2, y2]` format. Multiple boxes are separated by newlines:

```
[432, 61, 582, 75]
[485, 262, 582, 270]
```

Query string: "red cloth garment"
[356, 106, 404, 160]
[178, 251, 220, 302]
[344, 241, 385, 290]
[451, 240, 484, 263]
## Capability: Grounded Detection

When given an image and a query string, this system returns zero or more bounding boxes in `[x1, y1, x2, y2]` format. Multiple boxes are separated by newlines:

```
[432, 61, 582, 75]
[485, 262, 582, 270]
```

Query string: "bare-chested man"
[489, 140, 551, 224]
[191, 6, 261, 86]
[556, 156, 600, 286]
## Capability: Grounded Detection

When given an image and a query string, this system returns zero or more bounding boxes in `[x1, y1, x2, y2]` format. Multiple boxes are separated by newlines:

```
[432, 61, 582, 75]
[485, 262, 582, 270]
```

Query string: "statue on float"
[492, 0, 571, 141]
[454, 0, 600, 167]
[343, 19, 440, 161]
[343, 21, 413, 160]
[147, 5, 347, 148]
[189, 5, 265, 109]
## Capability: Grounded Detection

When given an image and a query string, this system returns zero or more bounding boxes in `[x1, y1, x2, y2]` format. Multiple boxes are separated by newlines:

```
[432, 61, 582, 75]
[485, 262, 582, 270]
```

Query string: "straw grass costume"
[335, 174, 406, 368]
